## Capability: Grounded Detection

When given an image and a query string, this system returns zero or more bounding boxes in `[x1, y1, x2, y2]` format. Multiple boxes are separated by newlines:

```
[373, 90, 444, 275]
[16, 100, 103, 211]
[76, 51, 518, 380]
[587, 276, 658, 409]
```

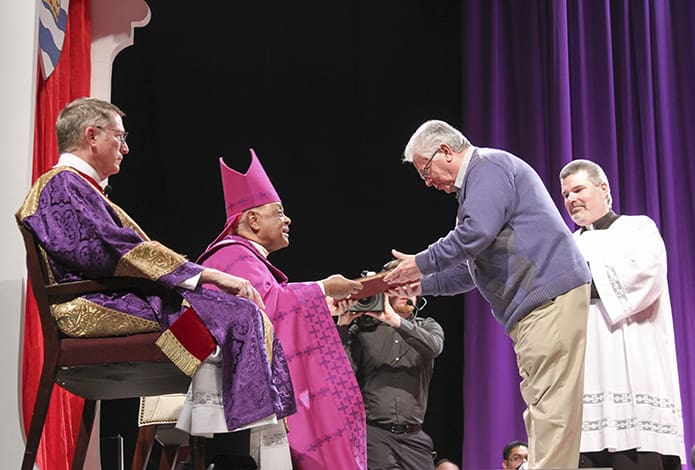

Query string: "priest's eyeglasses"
[96, 125, 128, 145]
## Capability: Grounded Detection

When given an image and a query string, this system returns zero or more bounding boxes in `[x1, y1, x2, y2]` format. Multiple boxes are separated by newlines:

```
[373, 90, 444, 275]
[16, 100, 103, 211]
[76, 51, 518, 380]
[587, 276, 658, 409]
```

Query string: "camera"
[348, 293, 385, 312]
[348, 270, 385, 312]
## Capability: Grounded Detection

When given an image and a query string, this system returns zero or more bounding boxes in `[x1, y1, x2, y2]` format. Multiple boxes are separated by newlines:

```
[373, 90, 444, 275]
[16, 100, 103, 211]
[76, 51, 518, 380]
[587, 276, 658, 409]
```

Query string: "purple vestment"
[17, 167, 295, 429]
[198, 235, 367, 470]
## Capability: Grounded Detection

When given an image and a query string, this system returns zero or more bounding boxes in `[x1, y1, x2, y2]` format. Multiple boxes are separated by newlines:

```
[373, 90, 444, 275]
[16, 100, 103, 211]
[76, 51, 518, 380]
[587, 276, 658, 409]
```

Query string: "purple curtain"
[459, 1, 695, 468]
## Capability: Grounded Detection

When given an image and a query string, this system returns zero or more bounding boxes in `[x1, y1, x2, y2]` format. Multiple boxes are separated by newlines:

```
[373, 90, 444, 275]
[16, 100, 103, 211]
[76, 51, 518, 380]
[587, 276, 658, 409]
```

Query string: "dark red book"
[352, 269, 396, 300]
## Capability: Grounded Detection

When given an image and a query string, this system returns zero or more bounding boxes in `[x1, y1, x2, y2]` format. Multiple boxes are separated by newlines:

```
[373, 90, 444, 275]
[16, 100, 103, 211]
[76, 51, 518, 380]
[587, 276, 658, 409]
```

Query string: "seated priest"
[16, 97, 296, 448]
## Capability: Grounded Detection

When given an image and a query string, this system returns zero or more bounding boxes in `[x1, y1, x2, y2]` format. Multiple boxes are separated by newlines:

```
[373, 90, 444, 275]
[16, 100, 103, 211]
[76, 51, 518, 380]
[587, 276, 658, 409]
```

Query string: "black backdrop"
[107, 0, 468, 466]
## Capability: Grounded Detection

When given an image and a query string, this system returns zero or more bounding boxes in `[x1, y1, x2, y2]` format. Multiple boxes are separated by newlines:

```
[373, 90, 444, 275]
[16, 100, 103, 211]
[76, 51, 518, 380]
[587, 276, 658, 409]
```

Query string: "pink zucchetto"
[220, 148, 280, 225]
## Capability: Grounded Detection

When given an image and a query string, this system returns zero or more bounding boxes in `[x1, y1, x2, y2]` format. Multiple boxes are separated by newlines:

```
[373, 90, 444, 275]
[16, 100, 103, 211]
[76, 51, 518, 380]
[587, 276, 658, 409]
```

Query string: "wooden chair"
[17, 219, 204, 470]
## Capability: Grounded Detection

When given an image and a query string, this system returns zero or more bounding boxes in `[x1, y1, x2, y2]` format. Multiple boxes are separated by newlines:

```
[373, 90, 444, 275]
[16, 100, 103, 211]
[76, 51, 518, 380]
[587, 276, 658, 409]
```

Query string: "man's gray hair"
[403, 120, 470, 162]
[559, 159, 612, 207]
[56, 97, 125, 153]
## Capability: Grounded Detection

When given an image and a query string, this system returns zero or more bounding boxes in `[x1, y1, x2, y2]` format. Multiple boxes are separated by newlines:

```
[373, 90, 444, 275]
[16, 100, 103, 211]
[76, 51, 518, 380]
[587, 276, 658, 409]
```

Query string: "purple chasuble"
[179, 288, 295, 428]
[198, 235, 367, 470]
[18, 168, 294, 429]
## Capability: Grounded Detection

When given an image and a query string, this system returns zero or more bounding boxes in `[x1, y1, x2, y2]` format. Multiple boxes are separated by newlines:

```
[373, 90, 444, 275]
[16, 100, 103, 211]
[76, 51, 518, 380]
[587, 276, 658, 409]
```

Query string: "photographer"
[336, 294, 445, 470]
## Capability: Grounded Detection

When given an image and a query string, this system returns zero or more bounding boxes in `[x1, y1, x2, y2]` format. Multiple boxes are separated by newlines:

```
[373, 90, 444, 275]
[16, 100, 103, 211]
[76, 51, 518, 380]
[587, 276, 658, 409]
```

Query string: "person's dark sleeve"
[586, 262, 600, 299]
[337, 324, 359, 374]
[395, 317, 444, 358]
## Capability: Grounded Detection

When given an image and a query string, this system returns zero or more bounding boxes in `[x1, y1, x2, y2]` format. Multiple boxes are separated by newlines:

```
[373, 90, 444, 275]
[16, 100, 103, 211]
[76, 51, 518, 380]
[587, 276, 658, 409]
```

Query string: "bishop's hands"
[321, 274, 363, 299]
[200, 268, 265, 310]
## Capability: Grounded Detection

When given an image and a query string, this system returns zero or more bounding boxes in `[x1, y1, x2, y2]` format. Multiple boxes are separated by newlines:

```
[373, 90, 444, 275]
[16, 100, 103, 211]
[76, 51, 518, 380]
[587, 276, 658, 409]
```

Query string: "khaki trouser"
[509, 283, 590, 469]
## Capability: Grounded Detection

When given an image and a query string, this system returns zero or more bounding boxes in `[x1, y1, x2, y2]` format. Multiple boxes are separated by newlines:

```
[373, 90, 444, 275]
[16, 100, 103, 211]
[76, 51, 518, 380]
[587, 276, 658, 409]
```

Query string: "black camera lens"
[348, 293, 384, 312]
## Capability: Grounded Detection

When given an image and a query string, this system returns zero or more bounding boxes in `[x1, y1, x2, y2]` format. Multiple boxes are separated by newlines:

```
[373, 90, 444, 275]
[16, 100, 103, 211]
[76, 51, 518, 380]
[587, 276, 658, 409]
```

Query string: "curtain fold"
[460, 1, 694, 468]
[23, 1, 92, 468]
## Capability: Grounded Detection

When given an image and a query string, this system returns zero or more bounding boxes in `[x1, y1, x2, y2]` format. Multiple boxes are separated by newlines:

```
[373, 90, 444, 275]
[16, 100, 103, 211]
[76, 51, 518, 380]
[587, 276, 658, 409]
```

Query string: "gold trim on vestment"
[38, 244, 57, 284]
[16, 167, 68, 221]
[51, 297, 160, 337]
[261, 310, 274, 362]
[156, 330, 202, 377]
[108, 204, 150, 239]
[115, 241, 188, 280]
[16, 167, 151, 239]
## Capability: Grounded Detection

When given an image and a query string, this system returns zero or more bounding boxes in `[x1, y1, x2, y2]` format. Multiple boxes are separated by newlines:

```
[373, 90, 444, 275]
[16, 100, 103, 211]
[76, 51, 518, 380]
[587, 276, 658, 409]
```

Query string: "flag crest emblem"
[38, 0, 70, 79]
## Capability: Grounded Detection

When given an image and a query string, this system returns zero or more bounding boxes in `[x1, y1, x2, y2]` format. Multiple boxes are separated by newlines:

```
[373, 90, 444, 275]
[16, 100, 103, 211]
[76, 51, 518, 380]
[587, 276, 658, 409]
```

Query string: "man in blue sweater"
[384, 120, 591, 469]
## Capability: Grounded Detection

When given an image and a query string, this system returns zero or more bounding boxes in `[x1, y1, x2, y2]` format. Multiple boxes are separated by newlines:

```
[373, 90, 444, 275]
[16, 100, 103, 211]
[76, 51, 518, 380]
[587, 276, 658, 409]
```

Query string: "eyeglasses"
[419, 148, 440, 179]
[96, 125, 128, 145]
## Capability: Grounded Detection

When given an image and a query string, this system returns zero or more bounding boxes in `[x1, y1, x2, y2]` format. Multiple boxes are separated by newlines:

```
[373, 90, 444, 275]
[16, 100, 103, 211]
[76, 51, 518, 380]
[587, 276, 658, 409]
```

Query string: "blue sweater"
[417, 148, 590, 333]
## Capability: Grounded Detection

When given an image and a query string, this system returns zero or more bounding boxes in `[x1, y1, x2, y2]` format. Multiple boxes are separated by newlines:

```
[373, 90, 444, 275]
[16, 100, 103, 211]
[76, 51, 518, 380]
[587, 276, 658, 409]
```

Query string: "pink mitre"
[220, 148, 281, 226]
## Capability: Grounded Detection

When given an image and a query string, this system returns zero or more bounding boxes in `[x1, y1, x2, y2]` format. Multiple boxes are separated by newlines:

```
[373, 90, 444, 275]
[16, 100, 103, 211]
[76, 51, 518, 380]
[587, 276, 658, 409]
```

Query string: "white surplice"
[574, 215, 685, 461]
[175, 347, 293, 469]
